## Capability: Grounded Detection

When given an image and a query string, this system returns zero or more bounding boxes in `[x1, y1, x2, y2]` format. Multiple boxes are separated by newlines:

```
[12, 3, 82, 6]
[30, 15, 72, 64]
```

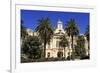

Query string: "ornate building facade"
[26, 20, 89, 59]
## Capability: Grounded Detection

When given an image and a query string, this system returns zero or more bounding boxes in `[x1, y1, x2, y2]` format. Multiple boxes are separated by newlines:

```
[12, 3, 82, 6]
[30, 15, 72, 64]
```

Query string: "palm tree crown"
[65, 19, 79, 36]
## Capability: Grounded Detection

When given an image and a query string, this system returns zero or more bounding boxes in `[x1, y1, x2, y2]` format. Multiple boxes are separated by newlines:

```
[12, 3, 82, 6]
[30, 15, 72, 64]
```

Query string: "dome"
[57, 19, 62, 24]
[54, 19, 65, 34]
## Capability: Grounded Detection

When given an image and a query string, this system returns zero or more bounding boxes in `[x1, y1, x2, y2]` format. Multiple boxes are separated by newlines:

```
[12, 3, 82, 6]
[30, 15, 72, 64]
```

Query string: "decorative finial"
[57, 19, 62, 29]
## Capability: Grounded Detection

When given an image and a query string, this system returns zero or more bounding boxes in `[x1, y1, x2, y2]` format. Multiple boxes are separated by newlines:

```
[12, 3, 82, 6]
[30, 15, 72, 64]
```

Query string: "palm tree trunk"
[44, 42, 46, 58]
[88, 41, 90, 57]
[43, 36, 47, 59]
[69, 46, 71, 60]
[71, 35, 75, 60]
[64, 47, 66, 59]
[44, 31, 47, 59]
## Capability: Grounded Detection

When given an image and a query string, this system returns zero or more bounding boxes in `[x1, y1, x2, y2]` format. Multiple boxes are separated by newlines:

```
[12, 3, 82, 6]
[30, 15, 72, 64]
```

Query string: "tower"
[54, 19, 65, 34]
[57, 19, 63, 30]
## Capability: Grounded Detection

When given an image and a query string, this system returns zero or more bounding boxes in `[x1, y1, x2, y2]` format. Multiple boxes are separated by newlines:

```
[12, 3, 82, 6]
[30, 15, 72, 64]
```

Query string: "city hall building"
[26, 20, 89, 58]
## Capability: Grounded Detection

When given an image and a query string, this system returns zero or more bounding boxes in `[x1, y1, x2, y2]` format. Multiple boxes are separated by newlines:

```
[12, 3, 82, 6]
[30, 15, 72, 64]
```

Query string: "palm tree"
[21, 20, 27, 39]
[21, 20, 28, 53]
[36, 18, 54, 58]
[59, 35, 68, 59]
[76, 35, 86, 59]
[65, 19, 79, 60]
[85, 25, 89, 56]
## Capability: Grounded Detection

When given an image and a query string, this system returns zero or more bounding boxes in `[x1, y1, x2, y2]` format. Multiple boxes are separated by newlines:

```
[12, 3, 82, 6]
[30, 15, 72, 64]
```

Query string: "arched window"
[47, 52, 50, 58]
[57, 52, 63, 58]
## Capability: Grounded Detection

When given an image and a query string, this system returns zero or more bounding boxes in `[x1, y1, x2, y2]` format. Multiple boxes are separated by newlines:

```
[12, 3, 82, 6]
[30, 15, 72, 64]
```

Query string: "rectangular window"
[48, 43, 50, 49]
[56, 41, 59, 48]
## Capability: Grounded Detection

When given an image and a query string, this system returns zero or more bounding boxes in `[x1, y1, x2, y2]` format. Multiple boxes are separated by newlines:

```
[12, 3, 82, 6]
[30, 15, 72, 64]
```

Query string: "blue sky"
[21, 10, 89, 34]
